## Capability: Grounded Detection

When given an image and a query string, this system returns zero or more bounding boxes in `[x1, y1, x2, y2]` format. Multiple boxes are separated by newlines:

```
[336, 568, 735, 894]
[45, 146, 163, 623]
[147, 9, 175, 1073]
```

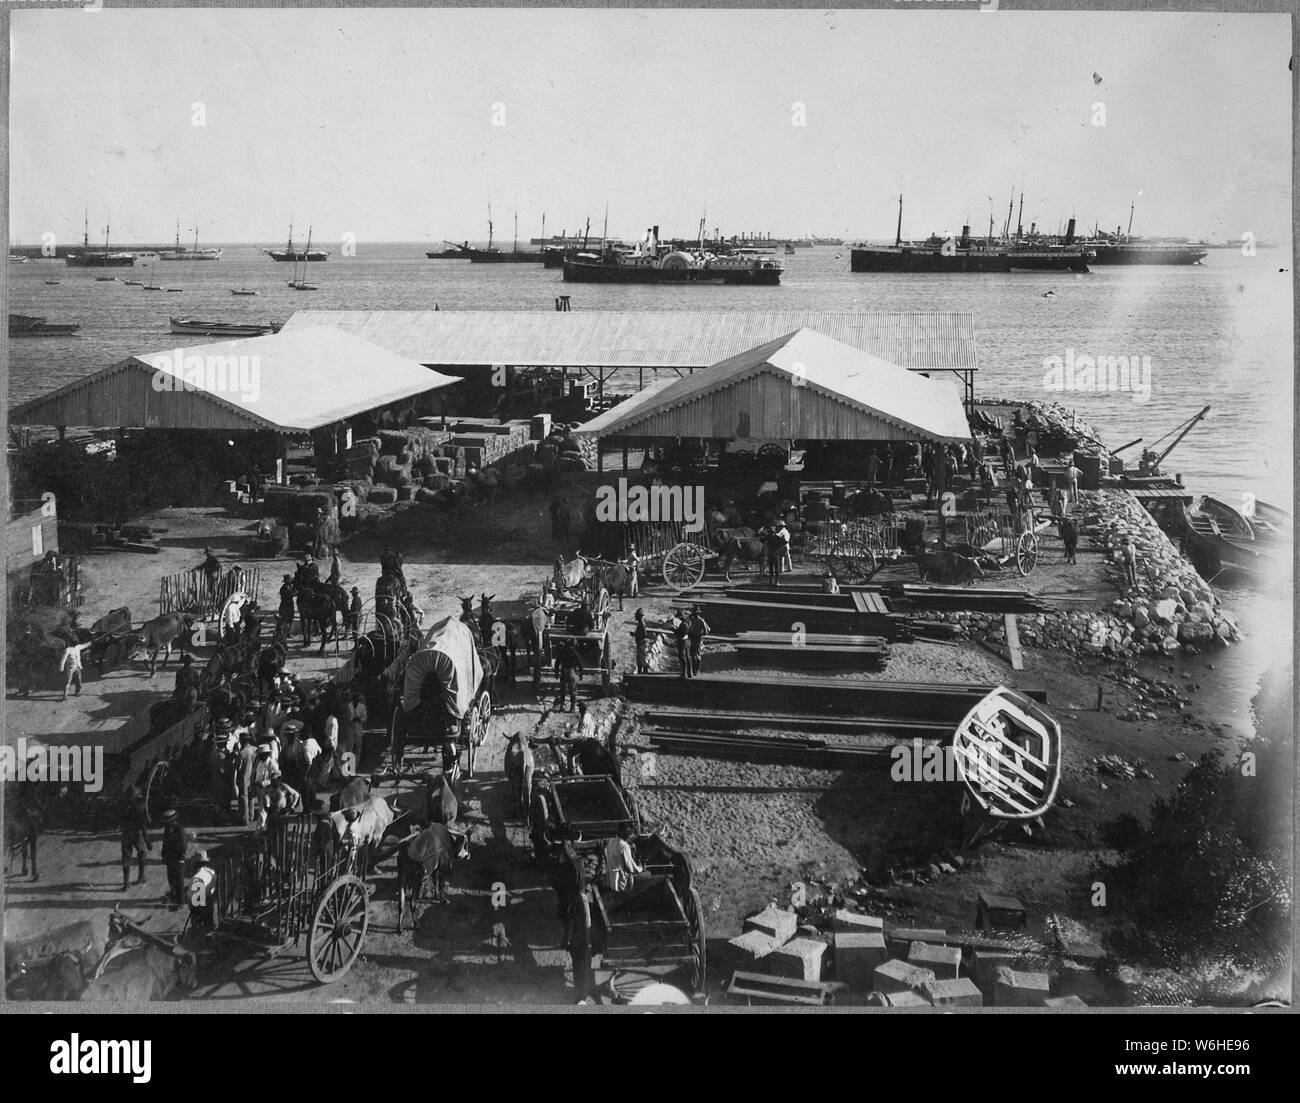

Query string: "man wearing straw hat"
[160, 808, 191, 909]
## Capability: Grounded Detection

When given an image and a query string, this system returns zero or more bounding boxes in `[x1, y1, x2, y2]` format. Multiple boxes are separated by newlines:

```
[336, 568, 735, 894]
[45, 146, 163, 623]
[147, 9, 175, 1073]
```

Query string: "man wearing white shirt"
[603, 824, 643, 893]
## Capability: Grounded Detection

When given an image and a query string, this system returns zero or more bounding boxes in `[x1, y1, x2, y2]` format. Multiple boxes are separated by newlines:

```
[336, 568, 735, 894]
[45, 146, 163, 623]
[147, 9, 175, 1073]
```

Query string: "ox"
[595, 563, 635, 610]
[80, 945, 198, 1002]
[567, 738, 621, 787]
[715, 532, 770, 582]
[86, 607, 132, 676]
[134, 613, 195, 675]
[396, 824, 471, 928]
[553, 555, 590, 596]
[5, 920, 98, 993]
[503, 731, 535, 826]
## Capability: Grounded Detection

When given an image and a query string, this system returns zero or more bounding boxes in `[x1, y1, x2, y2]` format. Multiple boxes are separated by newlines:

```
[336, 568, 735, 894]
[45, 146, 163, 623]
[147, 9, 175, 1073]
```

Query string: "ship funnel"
[960, 225, 971, 249]
[1064, 218, 1076, 244]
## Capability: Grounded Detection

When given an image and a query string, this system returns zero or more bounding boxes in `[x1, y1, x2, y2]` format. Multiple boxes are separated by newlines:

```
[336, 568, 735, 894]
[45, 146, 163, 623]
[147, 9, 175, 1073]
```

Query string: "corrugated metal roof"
[577, 329, 971, 443]
[11, 327, 460, 432]
[282, 310, 978, 371]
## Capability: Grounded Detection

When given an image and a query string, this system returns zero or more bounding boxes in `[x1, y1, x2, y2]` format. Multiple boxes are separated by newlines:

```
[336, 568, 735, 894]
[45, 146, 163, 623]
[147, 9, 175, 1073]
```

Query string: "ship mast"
[487, 202, 494, 251]
[1016, 192, 1024, 241]
[895, 194, 903, 247]
[513, 212, 518, 255]
[1127, 199, 1135, 238]
[83, 207, 90, 249]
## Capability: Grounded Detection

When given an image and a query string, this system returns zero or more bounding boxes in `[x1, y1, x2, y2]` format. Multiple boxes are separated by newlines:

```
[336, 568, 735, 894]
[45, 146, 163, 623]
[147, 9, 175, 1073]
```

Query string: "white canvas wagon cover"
[401, 615, 484, 720]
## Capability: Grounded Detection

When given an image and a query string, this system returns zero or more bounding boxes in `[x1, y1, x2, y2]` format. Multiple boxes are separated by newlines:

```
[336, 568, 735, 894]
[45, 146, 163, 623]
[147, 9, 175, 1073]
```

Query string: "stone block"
[865, 990, 932, 1008]
[832, 909, 884, 934]
[922, 977, 983, 1007]
[973, 950, 1019, 996]
[766, 938, 826, 982]
[1044, 995, 1090, 1008]
[1057, 960, 1109, 1004]
[727, 929, 782, 967]
[872, 958, 935, 995]
[994, 966, 1051, 1007]
[744, 905, 798, 944]
[908, 941, 962, 979]
[833, 932, 888, 989]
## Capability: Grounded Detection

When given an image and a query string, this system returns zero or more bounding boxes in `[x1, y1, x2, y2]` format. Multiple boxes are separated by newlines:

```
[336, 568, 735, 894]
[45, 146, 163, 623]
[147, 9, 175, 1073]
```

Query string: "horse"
[295, 579, 349, 653]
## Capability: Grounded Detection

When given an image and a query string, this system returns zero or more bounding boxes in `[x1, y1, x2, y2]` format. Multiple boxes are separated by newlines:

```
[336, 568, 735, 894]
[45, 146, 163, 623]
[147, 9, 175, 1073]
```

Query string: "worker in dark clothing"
[119, 794, 151, 891]
[277, 575, 296, 629]
[686, 610, 712, 678]
[1059, 516, 1079, 564]
[298, 554, 320, 584]
[160, 808, 190, 908]
[172, 654, 200, 713]
[347, 586, 363, 642]
[568, 601, 596, 637]
[671, 613, 690, 679]
[633, 609, 649, 674]
[197, 547, 221, 598]
[552, 639, 584, 712]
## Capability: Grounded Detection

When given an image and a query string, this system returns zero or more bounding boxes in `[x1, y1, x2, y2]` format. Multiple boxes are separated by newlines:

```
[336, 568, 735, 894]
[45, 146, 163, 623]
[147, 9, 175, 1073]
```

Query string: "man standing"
[1065, 458, 1082, 505]
[671, 611, 690, 679]
[864, 449, 880, 489]
[277, 574, 296, 631]
[59, 638, 90, 701]
[603, 824, 644, 893]
[577, 700, 597, 743]
[1059, 516, 1079, 565]
[197, 547, 221, 598]
[1120, 535, 1139, 589]
[235, 732, 258, 825]
[553, 639, 584, 712]
[313, 508, 330, 559]
[347, 586, 363, 642]
[119, 793, 151, 891]
[762, 525, 783, 587]
[633, 608, 649, 674]
[686, 609, 712, 678]
[187, 851, 217, 934]
[1049, 483, 1069, 520]
[173, 653, 200, 707]
[299, 553, 320, 584]
[160, 808, 190, 908]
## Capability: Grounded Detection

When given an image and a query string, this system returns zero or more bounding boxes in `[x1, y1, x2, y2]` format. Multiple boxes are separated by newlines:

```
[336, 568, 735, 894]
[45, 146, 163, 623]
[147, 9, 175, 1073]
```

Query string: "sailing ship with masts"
[264, 220, 329, 262]
[65, 211, 136, 267]
[159, 221, 223, 260]
[462, 206, 543, 263]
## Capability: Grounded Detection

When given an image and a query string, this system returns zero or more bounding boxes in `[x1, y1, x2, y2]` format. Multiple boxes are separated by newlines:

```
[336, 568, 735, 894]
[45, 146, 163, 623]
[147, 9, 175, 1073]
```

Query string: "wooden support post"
[1004, 614, 1024, 671]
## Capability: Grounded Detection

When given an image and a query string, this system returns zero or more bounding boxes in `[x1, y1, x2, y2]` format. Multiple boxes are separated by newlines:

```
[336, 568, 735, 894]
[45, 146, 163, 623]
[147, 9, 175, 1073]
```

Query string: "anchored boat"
[264, 219, 329, 262]
[170, 317, 281, 336]
[9, 313, 80, 337]
[158, 221, 222, 261]
[952, 687, 1062, 829]
[563, 225, 784, 285]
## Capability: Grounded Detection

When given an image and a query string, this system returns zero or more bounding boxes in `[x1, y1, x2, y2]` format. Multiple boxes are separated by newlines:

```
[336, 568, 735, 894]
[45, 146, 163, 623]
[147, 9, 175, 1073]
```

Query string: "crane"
[1137, 405, 1211, 476]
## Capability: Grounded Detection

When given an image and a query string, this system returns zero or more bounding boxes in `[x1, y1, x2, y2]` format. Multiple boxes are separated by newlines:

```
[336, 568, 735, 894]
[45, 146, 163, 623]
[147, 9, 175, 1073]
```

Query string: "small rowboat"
[952, 687, 1061, 826]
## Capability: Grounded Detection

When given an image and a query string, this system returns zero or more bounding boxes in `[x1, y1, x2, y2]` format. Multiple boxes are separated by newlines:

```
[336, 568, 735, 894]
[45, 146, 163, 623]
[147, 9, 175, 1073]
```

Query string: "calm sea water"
[7, 241, 1293, 510]
[7, 241, 1292, 719]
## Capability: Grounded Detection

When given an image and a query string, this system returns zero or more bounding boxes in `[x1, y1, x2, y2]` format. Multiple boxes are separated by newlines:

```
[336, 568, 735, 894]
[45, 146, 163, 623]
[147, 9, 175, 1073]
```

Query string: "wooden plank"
[1004, 614, 1024, 670]
[726, 971, 833, 1006]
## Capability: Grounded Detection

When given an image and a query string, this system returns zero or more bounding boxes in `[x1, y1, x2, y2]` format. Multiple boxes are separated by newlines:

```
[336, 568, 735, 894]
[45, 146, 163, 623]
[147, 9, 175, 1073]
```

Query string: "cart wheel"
[594, 585, 611, 621]
[662, 543, 707, 589]
[572, 892, 594, 997]
[684, 887, 707, 994]
[1016, 531, 1039, 576]
[601, 635, 612, 695]
[307, 873, 369, 983]
[142, 761, 169, 827]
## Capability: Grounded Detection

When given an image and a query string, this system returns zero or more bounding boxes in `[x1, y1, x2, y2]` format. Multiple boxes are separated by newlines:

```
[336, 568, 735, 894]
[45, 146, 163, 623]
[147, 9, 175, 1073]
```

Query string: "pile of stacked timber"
[731, 630, 890, 670]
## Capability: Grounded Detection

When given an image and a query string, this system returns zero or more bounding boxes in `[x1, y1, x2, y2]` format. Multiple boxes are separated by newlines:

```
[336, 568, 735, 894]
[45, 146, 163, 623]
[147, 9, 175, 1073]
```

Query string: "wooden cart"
[589, 518, 718, 591]
[805, 514, 918, 581]
[199, 801, 410, 983]
[545, 596, 615, 694]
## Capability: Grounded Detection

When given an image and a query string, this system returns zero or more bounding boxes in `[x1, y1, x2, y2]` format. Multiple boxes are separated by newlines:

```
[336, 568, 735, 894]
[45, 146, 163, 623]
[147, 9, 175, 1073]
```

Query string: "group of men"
[669, 608, 712, 678]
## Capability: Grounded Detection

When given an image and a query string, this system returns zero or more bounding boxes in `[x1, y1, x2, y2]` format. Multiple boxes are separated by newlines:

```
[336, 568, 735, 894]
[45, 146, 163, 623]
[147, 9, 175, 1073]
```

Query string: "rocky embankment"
[933, 489, 1241, 662]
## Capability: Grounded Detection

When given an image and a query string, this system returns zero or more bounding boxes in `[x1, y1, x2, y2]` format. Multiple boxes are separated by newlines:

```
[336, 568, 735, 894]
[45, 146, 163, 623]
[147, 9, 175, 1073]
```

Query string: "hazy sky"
[8, 8, 1292, 246]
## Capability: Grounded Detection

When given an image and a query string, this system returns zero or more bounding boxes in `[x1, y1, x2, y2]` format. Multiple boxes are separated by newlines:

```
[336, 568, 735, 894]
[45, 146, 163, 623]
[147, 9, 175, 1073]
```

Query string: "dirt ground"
[3, 484, 1282, 1005]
